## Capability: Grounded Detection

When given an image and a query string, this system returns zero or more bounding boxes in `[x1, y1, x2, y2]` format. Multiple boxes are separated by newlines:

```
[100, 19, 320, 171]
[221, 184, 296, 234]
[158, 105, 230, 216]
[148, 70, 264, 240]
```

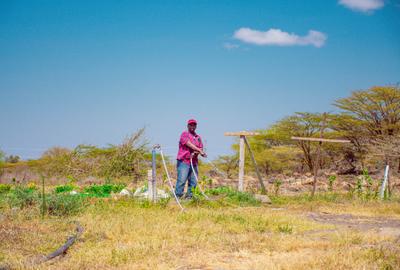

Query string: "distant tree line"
[0, 128, 151, 181]
[1, 85, 399, 181]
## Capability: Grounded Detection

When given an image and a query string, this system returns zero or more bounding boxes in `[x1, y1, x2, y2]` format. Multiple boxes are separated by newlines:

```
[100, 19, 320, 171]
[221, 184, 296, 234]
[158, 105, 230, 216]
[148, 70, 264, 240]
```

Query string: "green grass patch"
[206, 186, 261, 207]
[6, 186, 39, 209]
[55, 184, 77, 193]
[269, 192, 348, 205]
[83, 184, 126, 197]
[45, 193, 87, 216]
[0, 184, 11, 194]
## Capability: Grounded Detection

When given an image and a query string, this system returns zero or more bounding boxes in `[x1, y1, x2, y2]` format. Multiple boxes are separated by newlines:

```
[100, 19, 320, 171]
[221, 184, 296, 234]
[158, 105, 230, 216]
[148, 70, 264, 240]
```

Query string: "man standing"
[176, 119, 207, 199]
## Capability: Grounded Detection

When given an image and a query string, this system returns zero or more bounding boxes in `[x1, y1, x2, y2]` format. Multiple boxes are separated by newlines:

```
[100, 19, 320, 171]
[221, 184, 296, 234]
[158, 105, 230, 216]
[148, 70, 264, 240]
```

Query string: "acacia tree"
[334, 86, 400, 170]
[334, 86, 400, 137]
[265, 112, 329, 172]
[214, 155, 238, 179]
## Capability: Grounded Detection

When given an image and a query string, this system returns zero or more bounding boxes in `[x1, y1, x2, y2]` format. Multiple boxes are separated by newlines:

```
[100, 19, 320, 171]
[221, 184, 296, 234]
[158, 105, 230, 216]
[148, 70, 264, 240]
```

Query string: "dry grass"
[1, 196, 400, 270]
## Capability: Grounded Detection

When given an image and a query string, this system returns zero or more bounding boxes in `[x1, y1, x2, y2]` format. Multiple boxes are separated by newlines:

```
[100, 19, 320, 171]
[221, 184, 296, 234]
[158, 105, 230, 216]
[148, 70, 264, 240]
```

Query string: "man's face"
[187, 123, 197, 133]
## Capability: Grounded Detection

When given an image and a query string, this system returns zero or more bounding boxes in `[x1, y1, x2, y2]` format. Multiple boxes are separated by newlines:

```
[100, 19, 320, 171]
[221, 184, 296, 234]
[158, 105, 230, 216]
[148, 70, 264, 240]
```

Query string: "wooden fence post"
[225, 131, 262, 192]
[243, 137, 266, 194]
[238, 135, 245, 192]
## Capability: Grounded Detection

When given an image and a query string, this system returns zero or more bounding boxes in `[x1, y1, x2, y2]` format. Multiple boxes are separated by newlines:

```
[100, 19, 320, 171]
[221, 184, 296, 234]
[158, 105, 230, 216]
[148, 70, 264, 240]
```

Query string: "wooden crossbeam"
[289, 112, 353, 197]
[224, 131, 260, 137]
[292, 136, 350, 143]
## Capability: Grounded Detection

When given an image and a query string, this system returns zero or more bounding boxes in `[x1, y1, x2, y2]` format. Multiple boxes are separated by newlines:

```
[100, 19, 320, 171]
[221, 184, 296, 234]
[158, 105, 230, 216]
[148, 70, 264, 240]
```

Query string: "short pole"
[379, 164, 390, 199]
[147, 169, 153, 200]
[238, 135, 245, 192]
[151, 148, 157, 202]
[41, 175, 45, 219]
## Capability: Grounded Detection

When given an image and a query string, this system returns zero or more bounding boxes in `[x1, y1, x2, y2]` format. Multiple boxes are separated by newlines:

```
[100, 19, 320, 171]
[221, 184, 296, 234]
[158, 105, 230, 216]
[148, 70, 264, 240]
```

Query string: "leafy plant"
[55, 184, 77, 193]
[84, 184, 126, 197]
[156, 197, 171, 208]
[188, 186, 209, 206]
[66, 175, 79, 184]
[44, 194, 87, 216]
[362, 169, 378, 200]
[200, 176, 213, 188]
[277, 224, 293, 234]
[0, 184, 11, 194]
[206, 186, 260, 206]
[328, 175, 336, 191]
[356, 177, 363, 198]
[6, 186, 39, 209]
[274, 179, 283, 195]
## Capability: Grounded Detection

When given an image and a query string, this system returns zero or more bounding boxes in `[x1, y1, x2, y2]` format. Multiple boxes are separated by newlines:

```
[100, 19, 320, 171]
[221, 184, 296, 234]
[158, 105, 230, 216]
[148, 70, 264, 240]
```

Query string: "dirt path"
[307, 212, 400, 237]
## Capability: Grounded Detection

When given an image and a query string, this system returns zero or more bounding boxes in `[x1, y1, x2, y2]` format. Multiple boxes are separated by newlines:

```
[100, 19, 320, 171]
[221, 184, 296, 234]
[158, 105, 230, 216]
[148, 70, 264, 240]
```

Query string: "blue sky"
[0, 0, 399, 160]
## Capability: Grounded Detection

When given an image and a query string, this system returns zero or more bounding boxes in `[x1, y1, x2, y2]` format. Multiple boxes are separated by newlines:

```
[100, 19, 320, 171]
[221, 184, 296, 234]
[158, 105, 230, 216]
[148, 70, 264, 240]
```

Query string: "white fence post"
[379, 164, 390, 199]
[147, 169, 154, 201]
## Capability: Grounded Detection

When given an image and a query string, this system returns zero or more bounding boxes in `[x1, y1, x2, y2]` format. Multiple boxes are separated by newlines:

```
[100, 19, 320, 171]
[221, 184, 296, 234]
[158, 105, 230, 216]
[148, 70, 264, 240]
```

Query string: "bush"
[55, 184, 77, 193]
[36, 129, 148, 180]
[206, 186, 232, 196]
[328, 175, 336, 191]
[206, 186, 260, 206]
[0, 184, 11, 194]
[277, 224, 293, 234]
[7, 186, 39, 209]
[274, 179, 283, 195]
[84, 184, 126, 197]
[45, 194, 87, 216]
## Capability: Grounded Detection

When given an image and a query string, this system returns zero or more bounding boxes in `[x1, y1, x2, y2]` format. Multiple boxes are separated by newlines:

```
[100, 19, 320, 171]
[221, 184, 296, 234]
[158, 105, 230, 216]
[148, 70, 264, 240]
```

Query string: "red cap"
[187, 119, 197, 125]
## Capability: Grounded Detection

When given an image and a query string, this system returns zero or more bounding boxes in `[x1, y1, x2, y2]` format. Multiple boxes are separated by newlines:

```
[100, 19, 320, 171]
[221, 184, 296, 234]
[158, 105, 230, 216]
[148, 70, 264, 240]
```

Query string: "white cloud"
[223, 42, 240, 50]
[339, 0, 384, 13]
[233, 28, 327, 48]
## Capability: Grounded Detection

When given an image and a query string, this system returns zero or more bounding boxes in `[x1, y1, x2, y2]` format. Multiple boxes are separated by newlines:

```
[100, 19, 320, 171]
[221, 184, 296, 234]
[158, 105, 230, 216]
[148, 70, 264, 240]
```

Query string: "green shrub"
[277, 224, 293, 234]
[328, 175, 336, 191]
[353, 170, 378, 200]
[7, 186, 39, 209]
[206, 186, 233, 196]
[157, 197, 171, 208]
[274, 179, 283, 195]
[45, 194, 87, 216]
[55, 184, 77, 193]
[0, 184, 11, 194]
[188, 187, 209, 206]
[206, 186, 260, 206]
[84, 184, 126, 197]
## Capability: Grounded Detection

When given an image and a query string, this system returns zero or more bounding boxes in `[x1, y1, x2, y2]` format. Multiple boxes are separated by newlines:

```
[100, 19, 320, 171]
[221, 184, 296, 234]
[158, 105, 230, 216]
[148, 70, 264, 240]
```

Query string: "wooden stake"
[225, 131, 264, 193]
[311, 113, 326, 196]
[238, 135, 245, 192]
[243, 136, 267, 194]
[41, 175, 45, 219]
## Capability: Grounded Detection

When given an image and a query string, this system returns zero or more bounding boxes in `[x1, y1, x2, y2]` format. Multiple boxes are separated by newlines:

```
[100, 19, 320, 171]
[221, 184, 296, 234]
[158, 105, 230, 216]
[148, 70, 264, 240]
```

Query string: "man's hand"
[199, 150, 207, 158]
[192, 150, 207, 158]
[186, 141, 207, 158]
